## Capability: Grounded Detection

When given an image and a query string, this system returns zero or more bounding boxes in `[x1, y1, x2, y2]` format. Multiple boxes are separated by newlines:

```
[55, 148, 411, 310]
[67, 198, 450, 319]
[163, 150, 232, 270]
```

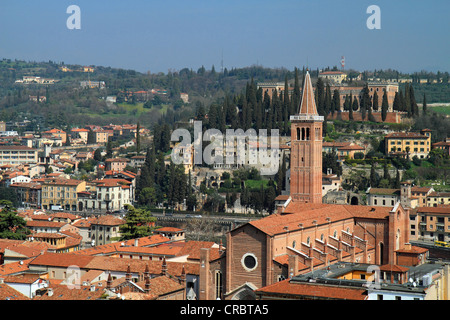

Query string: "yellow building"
[0, 145, 38, 166]
[41, 178, 86, 211]
[319, 71, 347, 84]
[385, 129, 432, 159]
[426, 192, 450, 207]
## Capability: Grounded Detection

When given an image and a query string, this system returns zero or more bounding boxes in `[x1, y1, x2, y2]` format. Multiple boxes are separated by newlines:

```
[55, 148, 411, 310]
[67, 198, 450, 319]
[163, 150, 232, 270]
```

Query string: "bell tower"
[289, 71, 323, 203]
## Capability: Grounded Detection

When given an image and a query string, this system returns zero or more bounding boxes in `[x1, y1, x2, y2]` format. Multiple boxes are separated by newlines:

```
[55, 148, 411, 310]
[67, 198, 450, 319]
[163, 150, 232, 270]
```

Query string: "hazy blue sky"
[1, 0, 449, 74]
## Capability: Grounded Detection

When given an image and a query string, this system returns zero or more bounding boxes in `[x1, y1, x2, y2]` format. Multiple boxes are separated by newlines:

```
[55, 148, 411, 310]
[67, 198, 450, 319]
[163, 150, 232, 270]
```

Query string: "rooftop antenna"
[340, 56, 345, 71]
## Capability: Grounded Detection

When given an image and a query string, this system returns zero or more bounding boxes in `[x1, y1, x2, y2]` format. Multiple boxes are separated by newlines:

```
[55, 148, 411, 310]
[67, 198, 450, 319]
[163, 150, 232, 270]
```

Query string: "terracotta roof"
[30, 252, 95, 268]
[379, 264, 409, 273]
[26, 220, 67, 228]
[368, 188, 400, 195]
[249, 203, 393, 236]
[32, 284, 105, 300]
[254, 278, 367, 300]
[89, 215, 125, 226]
[417, 206, 450, 214]
[4, 273, 43, 284]
[0, 284, 30, 300]
[385, 132, 428, 139]
[43, 178, 84, 186]
[411, 186, 433, 193]
[135, 275, 184, 297]
[396, 245, 428, 254]
[0, 258, 34, 277]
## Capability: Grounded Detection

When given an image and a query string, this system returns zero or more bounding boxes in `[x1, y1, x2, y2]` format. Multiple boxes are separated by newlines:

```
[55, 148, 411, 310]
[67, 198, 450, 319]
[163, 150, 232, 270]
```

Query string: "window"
[377, 294, 383, 300]
[241, 253, 258, 271]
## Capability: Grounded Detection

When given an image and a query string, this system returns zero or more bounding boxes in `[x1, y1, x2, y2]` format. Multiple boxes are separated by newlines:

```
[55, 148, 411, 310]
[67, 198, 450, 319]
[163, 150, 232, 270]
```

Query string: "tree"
[94, 148, 103, 162]
[138, 187, 157, 206]
[393, 91, 400, 111]
[394, 169, 401, 189]
[315, 77, 325, 116]
[381, 89, 389, 122]
[332, 89, 340, 114]
[136, 121, 141, 153]
[0, 200, 30, 240]
[360, 84, 370, 120]
[87, 128, 96, 144]
[372, 91, 379, 111]
[410, 85, 419, 117]
[422, 93, 427, 115]
[119, 205, 156, 240]
[369, 162, 378, 187]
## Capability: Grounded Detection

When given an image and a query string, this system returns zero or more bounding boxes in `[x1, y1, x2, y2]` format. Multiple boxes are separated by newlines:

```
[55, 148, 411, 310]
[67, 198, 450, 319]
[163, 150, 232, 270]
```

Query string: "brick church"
[223, 71, 412, 300]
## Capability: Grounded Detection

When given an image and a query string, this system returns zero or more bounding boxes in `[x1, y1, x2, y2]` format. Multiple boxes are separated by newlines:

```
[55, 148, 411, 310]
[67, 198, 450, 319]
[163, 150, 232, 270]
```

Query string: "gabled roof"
[254, 278, 367, 300]
[246, 203, 393, 236]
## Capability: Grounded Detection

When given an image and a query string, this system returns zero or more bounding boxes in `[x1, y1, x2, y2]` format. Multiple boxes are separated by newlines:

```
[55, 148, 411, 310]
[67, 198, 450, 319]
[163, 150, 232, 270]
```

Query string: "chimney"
[126, 265, 132, 281]
[106, 272, 112, 289]
[144, 276, 151, 294]
[404, 243, 412, 251]
[134, 238, 139, 247]
[90, 285, 96, 292]
[219, 241, 223, 255]
[47, 288, 53, 297]
[288, 255, 299, 278]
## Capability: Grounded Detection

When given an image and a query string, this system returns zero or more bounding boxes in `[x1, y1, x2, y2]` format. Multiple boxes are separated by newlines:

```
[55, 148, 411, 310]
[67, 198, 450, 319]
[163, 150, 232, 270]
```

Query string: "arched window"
[306, 128, 310, 140]
[306, 236, 310, 245]
[297, 128, 300, 140]
[301, 128, 305, 140]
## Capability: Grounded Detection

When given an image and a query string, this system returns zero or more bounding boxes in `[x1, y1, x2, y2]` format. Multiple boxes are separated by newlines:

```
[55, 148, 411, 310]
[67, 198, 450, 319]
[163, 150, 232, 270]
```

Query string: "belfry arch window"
[297, 128, 301, 140]
[301, 128, 305, 140]
[306, 128, 310, 140]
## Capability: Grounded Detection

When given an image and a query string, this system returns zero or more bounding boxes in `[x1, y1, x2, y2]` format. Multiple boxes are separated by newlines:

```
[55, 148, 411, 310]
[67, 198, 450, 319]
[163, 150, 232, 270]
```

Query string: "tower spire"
[297, 71, 318, 115]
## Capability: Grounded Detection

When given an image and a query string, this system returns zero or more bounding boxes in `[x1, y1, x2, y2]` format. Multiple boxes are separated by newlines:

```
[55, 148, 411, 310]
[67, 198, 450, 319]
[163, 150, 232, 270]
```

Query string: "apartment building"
[416, 206, 450, 243]
[0, 145, 38, 166]
[41, 178, 86, 211]
[385, 129, 432, 159]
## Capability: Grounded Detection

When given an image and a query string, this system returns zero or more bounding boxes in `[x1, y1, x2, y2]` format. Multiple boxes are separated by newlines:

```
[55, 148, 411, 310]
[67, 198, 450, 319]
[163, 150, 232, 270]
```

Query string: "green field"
[429, 105, 450, 115]
[244, 179, 270, 189]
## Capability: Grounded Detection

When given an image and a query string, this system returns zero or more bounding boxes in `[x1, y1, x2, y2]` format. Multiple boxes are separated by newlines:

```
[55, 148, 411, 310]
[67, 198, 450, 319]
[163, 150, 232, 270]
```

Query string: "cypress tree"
[404, 83, 411, 117]
[381, 89, 389, 122]
[423, 93, 427, 115]
[315, 78, 325, 116]
[393, 91, 400, 111]
[332, 89, 340, 114]
[136, 121, 141, 153]
[372, 91, 379, 111]
[291, 67, 301, 115]
[409, 85, 419, 117]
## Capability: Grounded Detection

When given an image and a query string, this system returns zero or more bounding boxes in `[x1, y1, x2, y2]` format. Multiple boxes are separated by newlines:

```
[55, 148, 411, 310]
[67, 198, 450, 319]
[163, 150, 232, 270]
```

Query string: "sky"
[0, 0, 449, 74]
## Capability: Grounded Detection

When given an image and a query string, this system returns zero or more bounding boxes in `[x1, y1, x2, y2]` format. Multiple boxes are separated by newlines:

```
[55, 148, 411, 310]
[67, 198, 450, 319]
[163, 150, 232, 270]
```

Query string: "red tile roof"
[249, 203, 392, 236]
[0, 284, 30, 300]
[255, 279, 367, 300]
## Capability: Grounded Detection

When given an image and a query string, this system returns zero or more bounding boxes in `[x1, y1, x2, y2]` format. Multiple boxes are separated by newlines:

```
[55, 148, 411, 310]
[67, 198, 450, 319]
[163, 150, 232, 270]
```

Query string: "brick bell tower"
[289, 71, 323, 203]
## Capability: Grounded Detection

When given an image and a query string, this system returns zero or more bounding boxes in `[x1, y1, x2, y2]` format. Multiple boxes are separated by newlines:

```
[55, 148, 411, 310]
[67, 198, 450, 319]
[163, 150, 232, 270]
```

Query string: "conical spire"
[297, 71, 318, 115]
